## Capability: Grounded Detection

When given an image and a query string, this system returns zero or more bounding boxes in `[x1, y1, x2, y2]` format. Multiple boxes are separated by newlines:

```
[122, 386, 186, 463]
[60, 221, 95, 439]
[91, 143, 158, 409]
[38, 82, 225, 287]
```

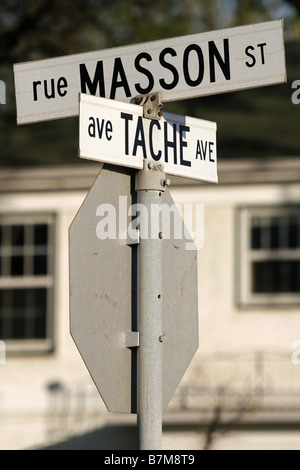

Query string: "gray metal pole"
[135, 163, 165, 450]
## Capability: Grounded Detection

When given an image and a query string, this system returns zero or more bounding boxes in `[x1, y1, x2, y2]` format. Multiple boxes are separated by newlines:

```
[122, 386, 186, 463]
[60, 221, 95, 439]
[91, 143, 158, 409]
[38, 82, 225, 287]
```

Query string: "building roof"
[0, 158, 300, 193]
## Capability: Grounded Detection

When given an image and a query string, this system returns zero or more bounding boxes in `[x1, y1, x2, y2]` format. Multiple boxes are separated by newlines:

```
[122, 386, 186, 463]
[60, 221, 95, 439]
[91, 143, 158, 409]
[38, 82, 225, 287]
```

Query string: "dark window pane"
[12, 318, 25, 339]
[289, 216, 299, 249]
[0, 320, 10, 339]
[290, 262, 300, 292]
[253, 261, 273, 293]
[270, 217, 279, 249]
[253, 260, 300, 294]
[0, 290, 11, 311]
[11, 255, 24, 276]
[0, 290, 3, 316]
[33, 288, 47, 338]
[35, 316, 47, 339]
[12, 290, 26, 339]
[0, 290, 12, 338]
[35, 288, 46, 308]
[11, 225, 24, 247]
[12, 289, 26, 309]
[34, 225, 48, 246]
[34, 255, 47, 275]
[2, 226, 11, 246]
[251, 218, 261, 249]
[0, 288, 47, 340]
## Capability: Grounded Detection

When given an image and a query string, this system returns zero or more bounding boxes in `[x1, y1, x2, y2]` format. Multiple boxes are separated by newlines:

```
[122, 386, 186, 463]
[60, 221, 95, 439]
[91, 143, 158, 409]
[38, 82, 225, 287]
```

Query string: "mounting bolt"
[158, 232, 164, 239]
[161, 178, 170, 187]
[147, 162, 154, 170]
[147, 108, 152, 115]
[135, 96, 142, 104]
[159, 334, 165, 343]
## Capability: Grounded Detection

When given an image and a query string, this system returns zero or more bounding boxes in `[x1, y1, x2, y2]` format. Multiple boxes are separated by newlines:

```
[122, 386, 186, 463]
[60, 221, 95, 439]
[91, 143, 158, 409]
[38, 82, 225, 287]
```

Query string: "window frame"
[0, 213, 55, 354]
[237, 205, 300, 308]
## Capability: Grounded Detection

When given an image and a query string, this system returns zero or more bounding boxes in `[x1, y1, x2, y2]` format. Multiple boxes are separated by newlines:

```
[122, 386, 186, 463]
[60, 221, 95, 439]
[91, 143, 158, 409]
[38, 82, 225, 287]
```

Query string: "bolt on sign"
[14, 20, 286, 125]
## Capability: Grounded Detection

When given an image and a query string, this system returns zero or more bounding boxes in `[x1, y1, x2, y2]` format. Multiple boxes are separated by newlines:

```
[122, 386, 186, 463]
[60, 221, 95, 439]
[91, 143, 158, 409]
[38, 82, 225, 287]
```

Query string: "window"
[238, 207, 300, 307]
[0, 215, 55, 352]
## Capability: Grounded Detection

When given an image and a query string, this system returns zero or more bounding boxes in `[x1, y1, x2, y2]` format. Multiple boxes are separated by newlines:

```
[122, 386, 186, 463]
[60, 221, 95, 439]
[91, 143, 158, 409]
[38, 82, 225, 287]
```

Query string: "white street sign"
[79, 93, 217, 183]
[14, 20, 286, 124]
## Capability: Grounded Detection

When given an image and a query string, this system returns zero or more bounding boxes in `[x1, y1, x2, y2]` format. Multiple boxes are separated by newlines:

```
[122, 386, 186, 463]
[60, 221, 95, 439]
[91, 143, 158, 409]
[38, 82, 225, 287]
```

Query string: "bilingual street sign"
[79, 93, 217, 183]
[69, 165, 198, 413]
[14, 20, 286, 125]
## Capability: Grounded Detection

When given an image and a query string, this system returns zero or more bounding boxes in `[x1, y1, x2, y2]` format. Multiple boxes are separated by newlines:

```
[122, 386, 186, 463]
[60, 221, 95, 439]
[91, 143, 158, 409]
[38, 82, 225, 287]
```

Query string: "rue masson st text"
[30, 38, 266, 102]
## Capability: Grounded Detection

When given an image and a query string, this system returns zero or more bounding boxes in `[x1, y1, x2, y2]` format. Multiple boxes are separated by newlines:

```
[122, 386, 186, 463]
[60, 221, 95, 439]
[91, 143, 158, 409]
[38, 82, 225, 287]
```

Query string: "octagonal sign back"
[69, 164, 198, 413]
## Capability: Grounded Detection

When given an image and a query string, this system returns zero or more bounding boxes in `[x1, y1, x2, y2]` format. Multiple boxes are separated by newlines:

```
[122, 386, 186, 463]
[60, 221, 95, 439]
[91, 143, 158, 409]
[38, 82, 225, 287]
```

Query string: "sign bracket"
[125, 331, 140, 349]
[126, 228, 140, 246]
[135, 161, 167, 192]
[135, 92, 163, 120]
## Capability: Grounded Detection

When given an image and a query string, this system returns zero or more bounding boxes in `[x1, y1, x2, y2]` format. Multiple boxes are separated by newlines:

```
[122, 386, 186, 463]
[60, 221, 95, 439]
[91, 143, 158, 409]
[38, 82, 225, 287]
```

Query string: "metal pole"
[135, 162, 165, 450]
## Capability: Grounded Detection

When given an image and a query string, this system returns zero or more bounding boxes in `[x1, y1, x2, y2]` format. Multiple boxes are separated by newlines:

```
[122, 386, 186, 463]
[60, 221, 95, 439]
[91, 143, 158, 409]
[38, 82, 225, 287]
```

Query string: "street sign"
[69, 164, 198, 413]
[14, 16, 287, 449]
[79, 93, 217, 183]
[14, 20, 286, 124]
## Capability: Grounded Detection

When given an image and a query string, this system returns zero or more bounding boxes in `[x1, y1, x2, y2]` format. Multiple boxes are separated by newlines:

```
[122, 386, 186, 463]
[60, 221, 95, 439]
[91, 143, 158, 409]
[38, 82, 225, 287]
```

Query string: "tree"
[0, 0, 197, 66]
[286, 0, 300, 8]
[0, 0, 298, 67]
[0, 0, 299, 166]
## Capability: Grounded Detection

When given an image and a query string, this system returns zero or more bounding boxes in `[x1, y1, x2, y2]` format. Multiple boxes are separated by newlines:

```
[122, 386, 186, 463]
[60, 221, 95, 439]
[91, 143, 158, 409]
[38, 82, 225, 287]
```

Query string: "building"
[1, 158, 300, 450]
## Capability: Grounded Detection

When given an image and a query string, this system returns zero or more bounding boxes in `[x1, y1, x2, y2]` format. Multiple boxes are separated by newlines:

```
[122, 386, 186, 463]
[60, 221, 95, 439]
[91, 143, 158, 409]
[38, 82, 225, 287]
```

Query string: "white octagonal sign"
[69, 164, 198, 413]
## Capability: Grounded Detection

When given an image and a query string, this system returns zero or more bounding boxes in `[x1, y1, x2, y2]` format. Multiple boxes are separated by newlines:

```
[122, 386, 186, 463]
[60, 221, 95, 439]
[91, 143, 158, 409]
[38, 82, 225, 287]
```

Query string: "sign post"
[135, 163, 165, 449]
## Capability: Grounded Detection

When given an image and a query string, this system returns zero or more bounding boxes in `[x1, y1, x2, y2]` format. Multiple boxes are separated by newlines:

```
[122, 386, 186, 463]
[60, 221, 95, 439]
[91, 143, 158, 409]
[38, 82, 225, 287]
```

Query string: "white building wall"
[171, 181, 300, 355]
[0, 163, 300, 449]
[0, 188, 103, 450]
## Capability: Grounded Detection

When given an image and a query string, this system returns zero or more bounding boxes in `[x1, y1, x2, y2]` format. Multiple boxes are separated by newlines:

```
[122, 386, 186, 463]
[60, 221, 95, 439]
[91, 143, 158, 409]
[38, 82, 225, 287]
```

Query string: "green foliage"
[0, 0, 298, 65]
[0, 0, 299, 166]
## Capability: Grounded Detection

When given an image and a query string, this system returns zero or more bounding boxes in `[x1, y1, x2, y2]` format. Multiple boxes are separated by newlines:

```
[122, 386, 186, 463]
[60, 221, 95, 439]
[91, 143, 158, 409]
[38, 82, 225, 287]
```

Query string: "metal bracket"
[135, 160, 169, 192]
[135, 92, 163, 120]
[125, 331, 140, 349]
[126, 228, 140, 246]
